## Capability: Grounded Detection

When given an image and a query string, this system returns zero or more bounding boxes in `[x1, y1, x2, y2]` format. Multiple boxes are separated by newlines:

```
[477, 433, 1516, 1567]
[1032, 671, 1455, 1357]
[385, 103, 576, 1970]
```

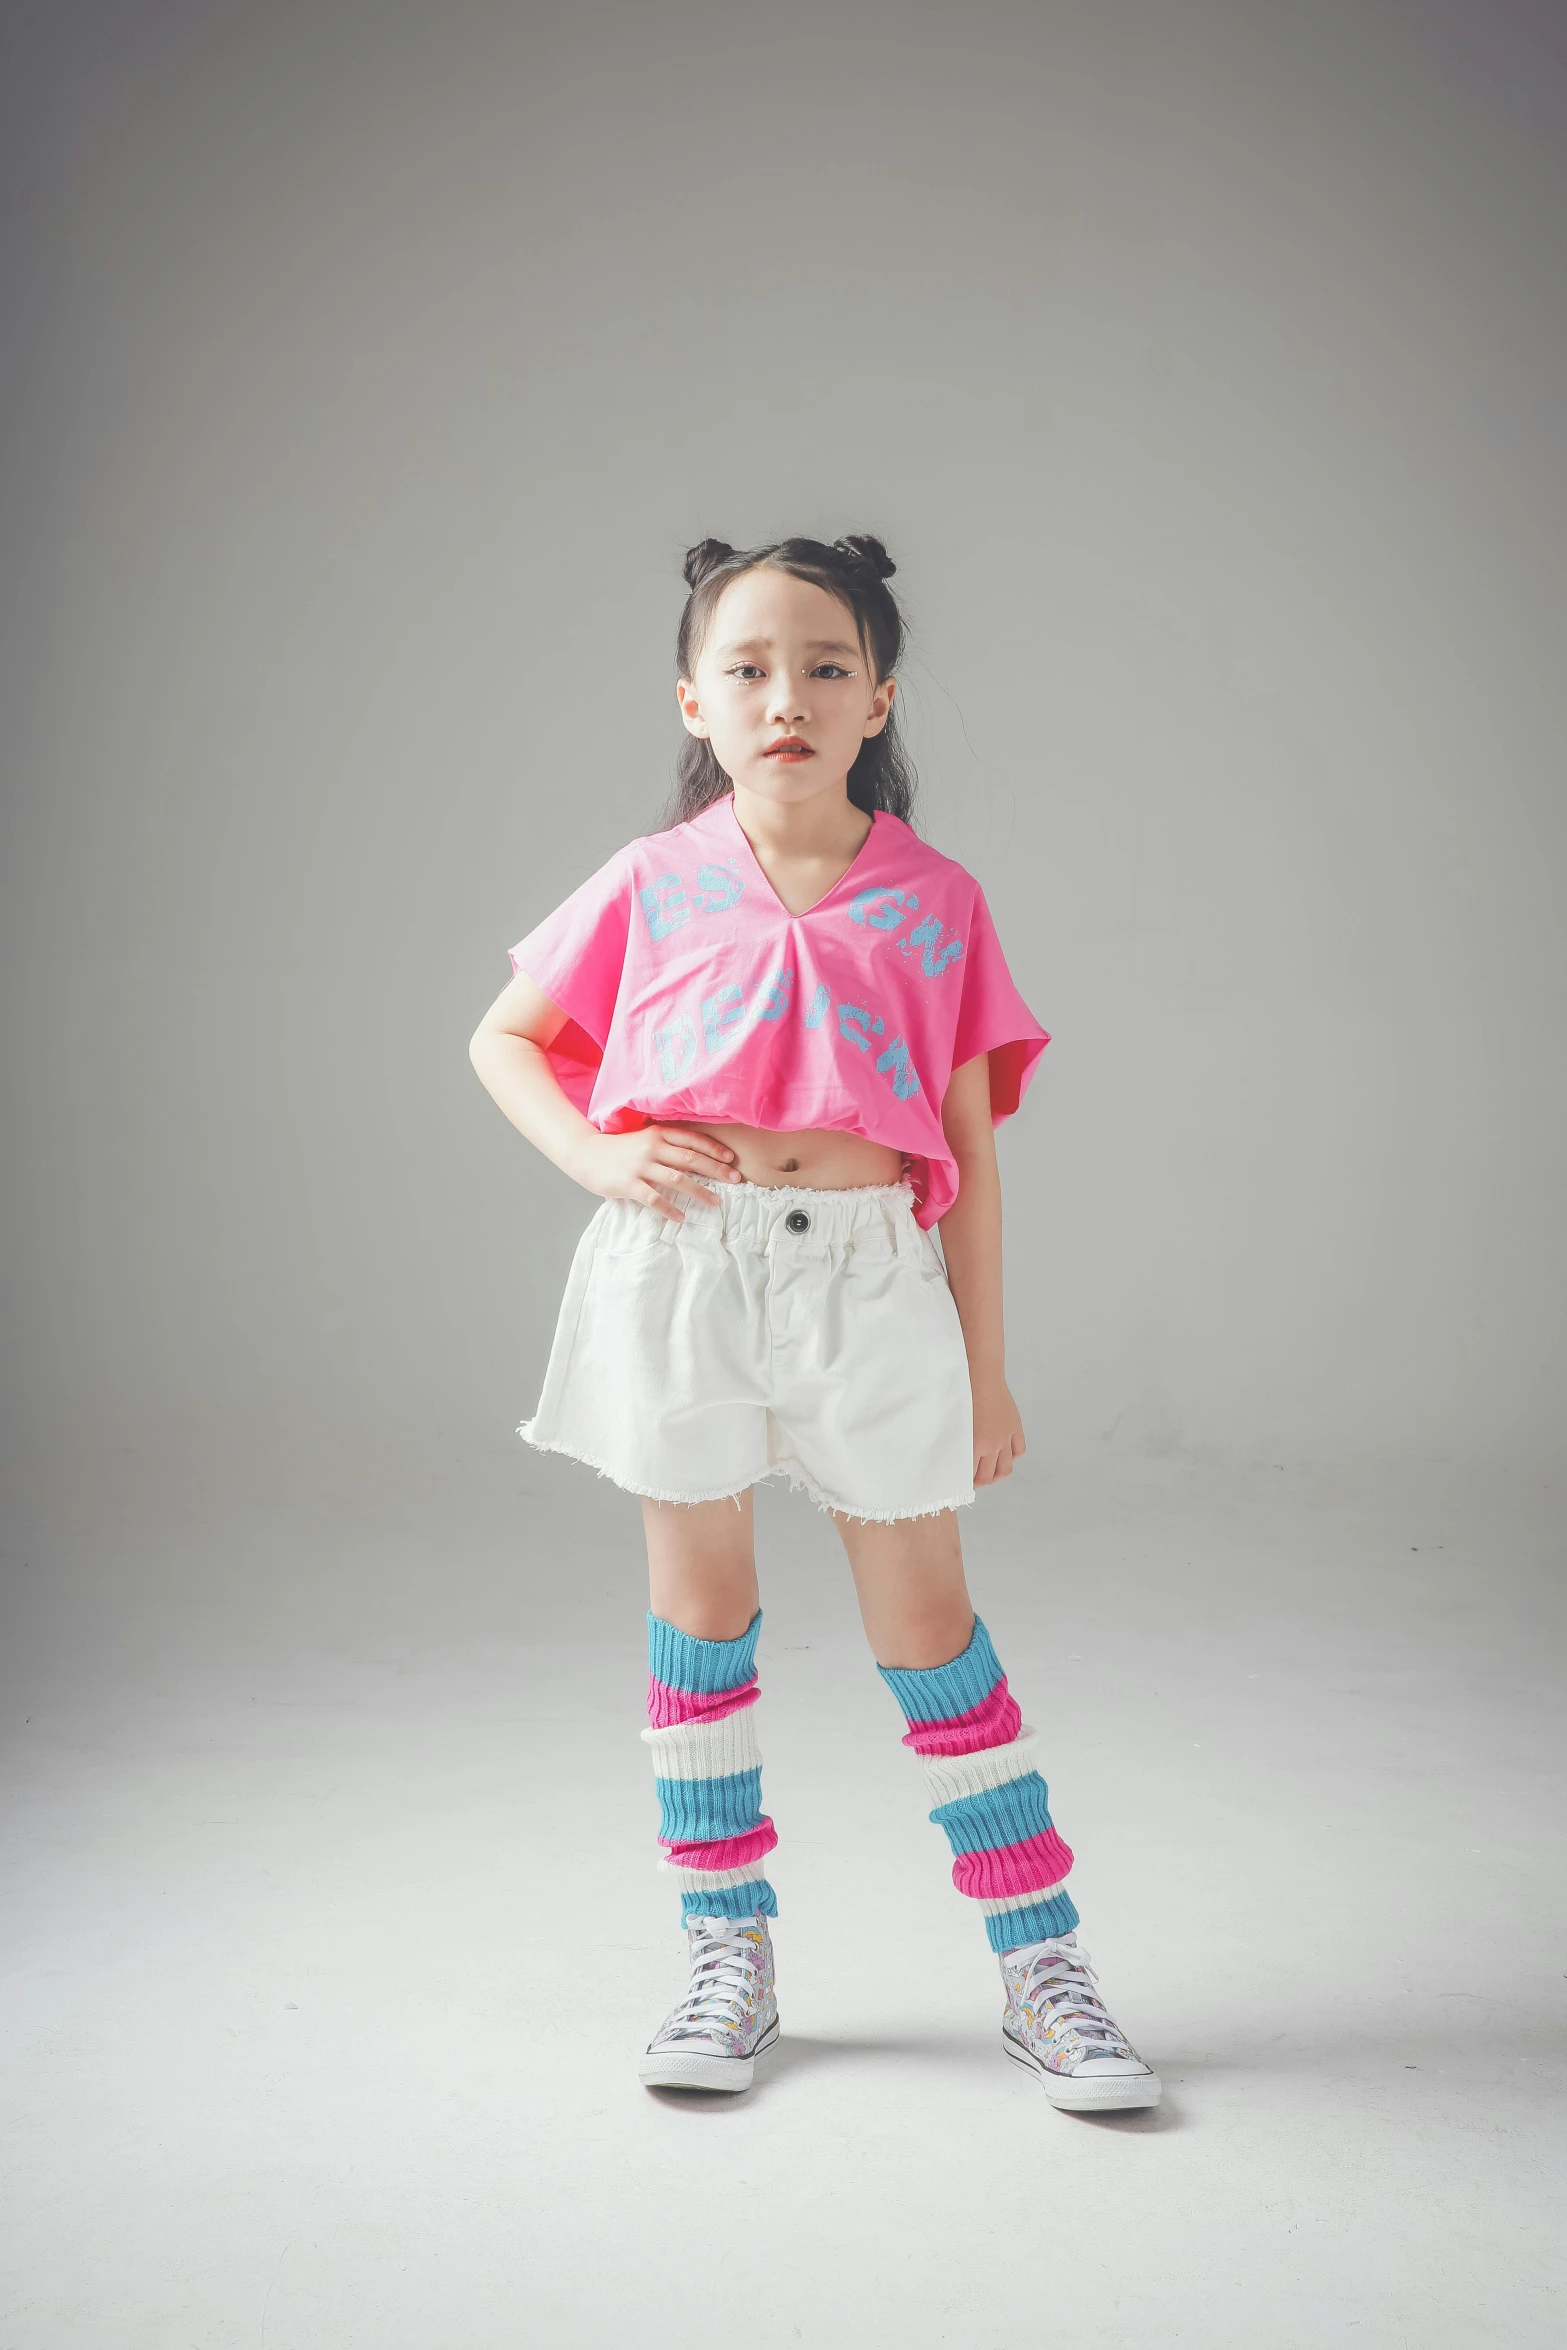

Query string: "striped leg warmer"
[643, 1608, 778, 1924]
[878, 1615, 1080, 1953]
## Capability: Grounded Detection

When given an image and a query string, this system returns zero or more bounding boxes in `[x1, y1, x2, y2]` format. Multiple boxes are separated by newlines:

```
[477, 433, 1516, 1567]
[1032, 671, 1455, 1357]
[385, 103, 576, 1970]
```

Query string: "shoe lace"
[1010, 1936, 1132, 2061]
[662, 1918, 765, 2041]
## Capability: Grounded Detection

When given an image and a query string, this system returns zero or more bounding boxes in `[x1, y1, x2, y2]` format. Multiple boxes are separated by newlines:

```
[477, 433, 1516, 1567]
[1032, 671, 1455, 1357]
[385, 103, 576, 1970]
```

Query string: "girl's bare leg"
[835, 1515, 1157, 2103]
[642, 1490, 759, 1639]
[831, 1507, 975, 1667]
[637, 1488, 778, 2089]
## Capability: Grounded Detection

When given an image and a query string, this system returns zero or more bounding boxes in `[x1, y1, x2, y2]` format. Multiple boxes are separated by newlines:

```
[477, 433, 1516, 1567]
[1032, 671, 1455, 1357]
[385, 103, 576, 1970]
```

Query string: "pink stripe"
[901, 1678, 1022, 1757]
[659, 1818, 778, 1873]
[646, 1675, 760, 1730]
[951, 1828, 1075, 1901]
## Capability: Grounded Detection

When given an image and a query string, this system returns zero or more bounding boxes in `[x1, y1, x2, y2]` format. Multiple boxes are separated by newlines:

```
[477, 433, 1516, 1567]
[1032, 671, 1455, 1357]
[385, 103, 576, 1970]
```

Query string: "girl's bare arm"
[937, 1051, 1025, 1485]
[468, 972, 740, 1219]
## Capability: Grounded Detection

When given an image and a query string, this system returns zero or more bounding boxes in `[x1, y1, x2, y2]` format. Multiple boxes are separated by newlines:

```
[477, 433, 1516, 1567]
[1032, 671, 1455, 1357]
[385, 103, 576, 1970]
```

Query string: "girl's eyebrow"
[716, 637, 860, 658]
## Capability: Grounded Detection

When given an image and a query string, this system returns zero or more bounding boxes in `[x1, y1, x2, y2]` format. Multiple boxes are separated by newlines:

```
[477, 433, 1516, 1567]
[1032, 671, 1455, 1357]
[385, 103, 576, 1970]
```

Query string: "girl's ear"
[675, 678, 710, 739]
[862, 674, 897, 739]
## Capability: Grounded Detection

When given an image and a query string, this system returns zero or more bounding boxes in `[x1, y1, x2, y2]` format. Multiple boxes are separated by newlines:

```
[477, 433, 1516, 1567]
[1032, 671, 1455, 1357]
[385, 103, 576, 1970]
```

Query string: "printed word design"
[638, 862, 744, 941]
[635, 861, 966, 988]
[652, 967, 922, 1101]
[847, 888, 966, 978]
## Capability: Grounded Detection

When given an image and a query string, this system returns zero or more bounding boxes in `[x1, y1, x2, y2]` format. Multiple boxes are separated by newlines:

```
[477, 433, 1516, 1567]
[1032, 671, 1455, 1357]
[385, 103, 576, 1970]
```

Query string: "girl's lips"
[764, 743, 814, 759]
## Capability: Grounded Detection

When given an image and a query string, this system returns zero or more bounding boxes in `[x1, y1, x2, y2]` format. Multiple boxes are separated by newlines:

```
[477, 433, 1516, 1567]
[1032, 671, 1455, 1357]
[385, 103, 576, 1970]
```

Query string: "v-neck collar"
[705, 791, 885, 921]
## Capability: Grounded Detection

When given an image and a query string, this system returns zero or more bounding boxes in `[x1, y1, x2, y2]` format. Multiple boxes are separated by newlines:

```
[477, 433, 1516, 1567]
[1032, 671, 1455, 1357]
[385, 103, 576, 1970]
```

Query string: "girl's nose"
[765, 673, 808, 723]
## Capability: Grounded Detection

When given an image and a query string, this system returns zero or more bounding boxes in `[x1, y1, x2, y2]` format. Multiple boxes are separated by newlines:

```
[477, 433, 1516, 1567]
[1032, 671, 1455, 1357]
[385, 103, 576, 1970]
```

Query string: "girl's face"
[676, 567, 897, 805]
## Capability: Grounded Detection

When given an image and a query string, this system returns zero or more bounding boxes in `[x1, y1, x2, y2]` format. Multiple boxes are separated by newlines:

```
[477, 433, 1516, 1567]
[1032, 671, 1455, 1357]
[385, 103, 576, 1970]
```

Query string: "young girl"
[469, 533, 1160, 2112]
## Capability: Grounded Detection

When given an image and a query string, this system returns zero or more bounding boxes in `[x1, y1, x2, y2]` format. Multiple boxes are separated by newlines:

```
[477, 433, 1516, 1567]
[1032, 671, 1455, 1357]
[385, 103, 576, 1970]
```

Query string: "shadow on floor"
[642, 2030, 1183, 2129]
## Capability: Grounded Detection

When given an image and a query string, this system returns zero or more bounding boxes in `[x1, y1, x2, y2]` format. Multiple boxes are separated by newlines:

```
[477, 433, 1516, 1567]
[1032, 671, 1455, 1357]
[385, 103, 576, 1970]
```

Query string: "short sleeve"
[506, 846, 634, 1114]
[949, 882, 1051, 1122]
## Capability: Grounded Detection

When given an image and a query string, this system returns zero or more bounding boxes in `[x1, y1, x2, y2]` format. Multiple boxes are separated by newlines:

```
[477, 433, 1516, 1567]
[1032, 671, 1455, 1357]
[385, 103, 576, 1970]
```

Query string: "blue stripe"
[648, 1609, 762, 1695]
[654, 1767, 764, 1844]
[927, 1772, 1055, 1857]
[876, 1616, 1004, 1724]
[986, 1885, 1080, 1953]
[680, 1879, 778, 1924]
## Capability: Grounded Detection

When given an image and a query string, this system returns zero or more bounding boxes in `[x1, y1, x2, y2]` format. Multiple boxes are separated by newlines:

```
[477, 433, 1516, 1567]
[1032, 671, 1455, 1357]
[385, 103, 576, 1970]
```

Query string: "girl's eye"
[724, 663, 857, 681]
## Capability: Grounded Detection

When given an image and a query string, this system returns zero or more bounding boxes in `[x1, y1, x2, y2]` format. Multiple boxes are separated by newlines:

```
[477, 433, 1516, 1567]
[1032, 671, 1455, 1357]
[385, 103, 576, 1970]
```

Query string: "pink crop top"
[505, 791, 1050, 1230]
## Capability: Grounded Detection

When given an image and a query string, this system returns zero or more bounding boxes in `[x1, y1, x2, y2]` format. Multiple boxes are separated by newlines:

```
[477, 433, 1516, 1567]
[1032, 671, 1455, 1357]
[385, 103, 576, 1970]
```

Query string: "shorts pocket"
[590, 1197, 679, 1260]
[915, 1226, 951, 1286]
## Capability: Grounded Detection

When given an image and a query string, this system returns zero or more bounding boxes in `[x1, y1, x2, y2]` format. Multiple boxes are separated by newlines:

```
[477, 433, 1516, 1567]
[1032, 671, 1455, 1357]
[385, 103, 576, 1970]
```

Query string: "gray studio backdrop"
[3, 0, 1564, 1494]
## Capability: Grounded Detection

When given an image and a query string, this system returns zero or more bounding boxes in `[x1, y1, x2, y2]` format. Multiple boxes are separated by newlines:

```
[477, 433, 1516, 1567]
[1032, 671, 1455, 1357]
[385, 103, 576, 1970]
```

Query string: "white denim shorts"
[518, 1178, 976, 1524]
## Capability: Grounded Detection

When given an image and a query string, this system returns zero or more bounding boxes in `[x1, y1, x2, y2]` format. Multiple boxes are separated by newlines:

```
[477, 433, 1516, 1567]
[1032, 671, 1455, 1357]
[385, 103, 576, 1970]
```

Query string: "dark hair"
[660, 534, 918, 827]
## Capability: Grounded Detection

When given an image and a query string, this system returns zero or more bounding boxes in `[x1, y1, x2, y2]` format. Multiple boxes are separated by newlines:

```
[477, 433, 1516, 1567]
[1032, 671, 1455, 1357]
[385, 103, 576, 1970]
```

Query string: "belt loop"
[892, 1197, 919, 1262]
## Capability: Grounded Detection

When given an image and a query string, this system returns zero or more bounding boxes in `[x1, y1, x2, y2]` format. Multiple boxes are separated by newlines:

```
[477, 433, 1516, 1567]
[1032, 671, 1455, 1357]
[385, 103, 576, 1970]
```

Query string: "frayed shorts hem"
[517, 1423, 975, 1527]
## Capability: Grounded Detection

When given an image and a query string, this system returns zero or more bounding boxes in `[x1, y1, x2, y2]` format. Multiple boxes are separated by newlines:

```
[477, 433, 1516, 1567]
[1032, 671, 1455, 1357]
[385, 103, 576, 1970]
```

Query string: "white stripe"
[918, 1730, 1039, 1811]
[976, 1879, 1071, 1917]
[640, 1707, 762, 1782]
[657, 1858, 774, 1892]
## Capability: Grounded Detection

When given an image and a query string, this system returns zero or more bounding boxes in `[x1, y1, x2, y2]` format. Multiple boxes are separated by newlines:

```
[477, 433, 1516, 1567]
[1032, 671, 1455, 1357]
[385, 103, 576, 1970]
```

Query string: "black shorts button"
[784, 1208, 811, 1234]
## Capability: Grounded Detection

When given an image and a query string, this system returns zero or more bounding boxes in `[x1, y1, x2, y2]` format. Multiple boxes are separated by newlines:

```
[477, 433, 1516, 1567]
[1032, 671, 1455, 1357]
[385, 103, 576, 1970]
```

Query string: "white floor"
[2, 1437, 1563, 2348]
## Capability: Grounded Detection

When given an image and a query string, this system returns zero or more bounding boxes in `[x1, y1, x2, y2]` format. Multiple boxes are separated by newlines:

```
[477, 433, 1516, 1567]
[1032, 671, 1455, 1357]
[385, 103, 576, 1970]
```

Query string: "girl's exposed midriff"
[677, 1117, 908, 1192]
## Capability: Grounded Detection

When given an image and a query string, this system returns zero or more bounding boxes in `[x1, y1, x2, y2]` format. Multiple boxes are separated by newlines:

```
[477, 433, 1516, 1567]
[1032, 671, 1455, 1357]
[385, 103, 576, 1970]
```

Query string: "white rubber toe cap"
[1003, 2028, 1162, 2111]
[639, 2016, 779, 2094]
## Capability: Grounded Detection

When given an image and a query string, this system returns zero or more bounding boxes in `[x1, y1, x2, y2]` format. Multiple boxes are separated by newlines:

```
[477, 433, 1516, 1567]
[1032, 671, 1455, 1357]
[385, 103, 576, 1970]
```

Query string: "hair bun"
[682, 537, 737, 590]
[832, 533, 897, 581]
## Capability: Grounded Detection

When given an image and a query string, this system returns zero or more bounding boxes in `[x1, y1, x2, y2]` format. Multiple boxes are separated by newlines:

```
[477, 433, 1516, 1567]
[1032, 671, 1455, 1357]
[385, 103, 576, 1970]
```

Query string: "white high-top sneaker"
[1000, 1930, 1162, 2111]
[638, 1914, 780, 2092]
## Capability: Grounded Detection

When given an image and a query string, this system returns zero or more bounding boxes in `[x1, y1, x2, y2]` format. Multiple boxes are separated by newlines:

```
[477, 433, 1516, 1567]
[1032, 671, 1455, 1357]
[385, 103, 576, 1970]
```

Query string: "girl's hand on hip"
[971, 1369, 1026, 1488]
[571, 1125, 742, 1220]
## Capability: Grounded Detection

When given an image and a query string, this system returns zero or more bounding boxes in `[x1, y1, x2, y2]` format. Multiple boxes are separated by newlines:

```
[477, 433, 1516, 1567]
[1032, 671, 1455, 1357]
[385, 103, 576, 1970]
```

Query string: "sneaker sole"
[1002, 2026, 1162, 2111]
[639, 2015, 780, 2093]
